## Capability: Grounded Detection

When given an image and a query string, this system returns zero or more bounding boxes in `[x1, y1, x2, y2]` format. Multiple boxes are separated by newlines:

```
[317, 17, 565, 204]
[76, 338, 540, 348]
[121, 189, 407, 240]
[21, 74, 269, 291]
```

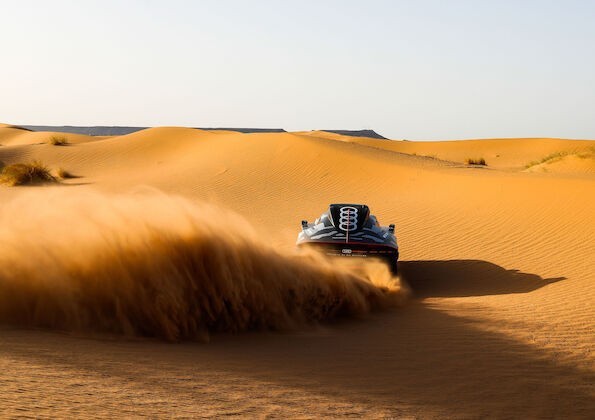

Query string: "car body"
[296, 204, 399, 274]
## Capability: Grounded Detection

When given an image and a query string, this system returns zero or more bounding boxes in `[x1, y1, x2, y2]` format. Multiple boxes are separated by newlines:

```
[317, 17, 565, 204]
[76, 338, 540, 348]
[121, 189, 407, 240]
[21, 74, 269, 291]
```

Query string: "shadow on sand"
[400, 259, 565, 297]
[0, 260, 591, 417]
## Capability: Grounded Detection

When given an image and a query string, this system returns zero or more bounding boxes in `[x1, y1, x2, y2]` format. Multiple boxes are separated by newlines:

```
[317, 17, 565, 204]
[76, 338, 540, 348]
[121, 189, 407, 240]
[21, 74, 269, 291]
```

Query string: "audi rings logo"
[338, 206, 358, 231]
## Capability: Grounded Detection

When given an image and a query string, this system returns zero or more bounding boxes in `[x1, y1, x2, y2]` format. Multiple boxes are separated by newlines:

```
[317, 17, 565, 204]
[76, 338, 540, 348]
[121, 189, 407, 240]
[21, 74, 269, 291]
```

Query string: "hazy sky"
[1, 0, 594, 139]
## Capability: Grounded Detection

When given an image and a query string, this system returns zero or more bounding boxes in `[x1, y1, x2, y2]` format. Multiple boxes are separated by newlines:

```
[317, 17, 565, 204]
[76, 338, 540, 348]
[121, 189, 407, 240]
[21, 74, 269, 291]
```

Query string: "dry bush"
[526, 147, 595, 168]
[465, 157, 487, 166]
[524, 150, 583, 168]
[576, 149, 595, 159]
[0, 161, 57, 186]
[48, 135, 68, 146]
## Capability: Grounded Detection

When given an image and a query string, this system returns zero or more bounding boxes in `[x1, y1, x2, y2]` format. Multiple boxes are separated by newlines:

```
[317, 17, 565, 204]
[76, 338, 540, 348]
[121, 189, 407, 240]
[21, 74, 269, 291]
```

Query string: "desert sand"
[0, 124, 593, 418]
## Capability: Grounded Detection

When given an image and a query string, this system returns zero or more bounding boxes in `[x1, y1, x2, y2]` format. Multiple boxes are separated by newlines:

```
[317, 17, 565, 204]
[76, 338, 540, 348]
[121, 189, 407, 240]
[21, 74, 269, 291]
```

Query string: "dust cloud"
[0, 189, 406, 341]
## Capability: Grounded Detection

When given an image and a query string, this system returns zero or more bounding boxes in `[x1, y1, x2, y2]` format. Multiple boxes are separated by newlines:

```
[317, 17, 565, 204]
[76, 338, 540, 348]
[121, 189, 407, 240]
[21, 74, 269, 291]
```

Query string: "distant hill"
[20, 125, 386, 138]
[21, 125, 286, 136]
[22, 126, 145, 135]
[321, 129, 387, 139]
[201, 128, 286, 134]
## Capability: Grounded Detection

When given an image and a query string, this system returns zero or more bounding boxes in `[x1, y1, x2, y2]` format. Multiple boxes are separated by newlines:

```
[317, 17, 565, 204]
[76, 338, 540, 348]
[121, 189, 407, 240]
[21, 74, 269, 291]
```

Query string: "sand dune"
[300, 130, 594, 172]
[0, 126, 95, 147]
[0, 124, 594, 417]
[524, 148, 595, 174]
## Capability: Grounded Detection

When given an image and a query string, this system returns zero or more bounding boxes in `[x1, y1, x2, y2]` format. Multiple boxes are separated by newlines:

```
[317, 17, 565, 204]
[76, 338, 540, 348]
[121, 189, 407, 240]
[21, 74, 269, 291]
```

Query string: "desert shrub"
[465, 157, 487, 166]
[0, 161, 57, 186]
[576, 150, 595, 159]
[56, 167, 76, 179]
[49, 135, 68, 146]
[524, 150, 576, 168]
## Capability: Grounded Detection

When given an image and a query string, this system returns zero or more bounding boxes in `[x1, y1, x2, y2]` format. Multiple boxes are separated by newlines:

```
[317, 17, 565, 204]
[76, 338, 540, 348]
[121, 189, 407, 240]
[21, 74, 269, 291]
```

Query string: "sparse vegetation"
[525, 151, 573, 169]
[575, 147, 595, 160]
[0, 161, 57, 186]
[49, 135, 68, 146]
[410, 152, 439, 160]
[525, 147, 595, 168]
[56, 167, 76, 179]
[465, 157, 487, 166]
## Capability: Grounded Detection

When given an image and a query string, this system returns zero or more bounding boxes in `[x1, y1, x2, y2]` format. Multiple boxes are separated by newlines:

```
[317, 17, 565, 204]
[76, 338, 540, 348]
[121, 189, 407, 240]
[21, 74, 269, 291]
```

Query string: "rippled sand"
[0, 125, 593, 417]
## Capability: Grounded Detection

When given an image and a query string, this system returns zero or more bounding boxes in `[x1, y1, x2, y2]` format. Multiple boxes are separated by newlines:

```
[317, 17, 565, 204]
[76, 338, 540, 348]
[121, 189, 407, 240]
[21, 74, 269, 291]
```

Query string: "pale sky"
[1, 0, 594, 139]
